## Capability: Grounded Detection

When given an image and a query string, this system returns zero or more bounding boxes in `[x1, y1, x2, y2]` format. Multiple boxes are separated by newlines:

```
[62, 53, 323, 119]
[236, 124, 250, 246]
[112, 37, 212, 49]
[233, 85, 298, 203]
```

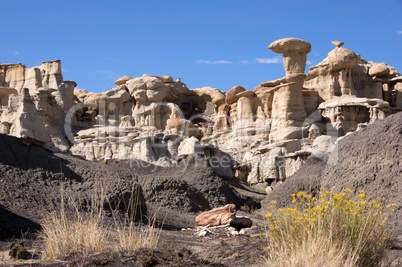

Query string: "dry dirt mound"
[322, 111, 402, 238]
[262, 112, 402, 238]
[107, 157, 266, 228]
[0, 134, 146, 239]
[0, 133, 265, 237]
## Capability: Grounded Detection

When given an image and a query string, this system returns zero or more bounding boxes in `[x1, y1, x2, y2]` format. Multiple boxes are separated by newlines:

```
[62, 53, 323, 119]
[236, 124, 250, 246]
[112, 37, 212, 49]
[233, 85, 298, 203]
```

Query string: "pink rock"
[195, 204, 236, 226]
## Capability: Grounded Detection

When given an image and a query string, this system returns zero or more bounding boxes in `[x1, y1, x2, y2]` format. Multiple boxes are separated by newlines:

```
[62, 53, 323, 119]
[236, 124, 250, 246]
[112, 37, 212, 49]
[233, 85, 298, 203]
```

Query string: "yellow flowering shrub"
[265, 188, 396, 267]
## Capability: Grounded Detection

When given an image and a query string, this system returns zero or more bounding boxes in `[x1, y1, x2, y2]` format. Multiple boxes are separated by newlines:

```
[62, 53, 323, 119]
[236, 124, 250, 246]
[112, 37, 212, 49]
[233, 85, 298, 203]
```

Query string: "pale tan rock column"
[395, 82, 402, 109]
[369, 63, 391, 99]
[268, 38, 311, 141]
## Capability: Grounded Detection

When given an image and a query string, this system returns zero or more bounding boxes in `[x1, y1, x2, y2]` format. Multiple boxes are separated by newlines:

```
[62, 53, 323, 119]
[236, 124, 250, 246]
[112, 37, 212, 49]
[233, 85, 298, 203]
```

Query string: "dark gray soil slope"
[0, 134, 265, 236]
[107, 157, 266, 228]
[0, 134, 145, 238]
[322, 111, 402, 237]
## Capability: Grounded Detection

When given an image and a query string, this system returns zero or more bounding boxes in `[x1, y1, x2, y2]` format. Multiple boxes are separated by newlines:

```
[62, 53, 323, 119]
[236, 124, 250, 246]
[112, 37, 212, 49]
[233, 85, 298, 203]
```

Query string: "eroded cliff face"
[0, 39, 401, 186]
[0, 60, 75, 152]
[0, 61, 64, 94]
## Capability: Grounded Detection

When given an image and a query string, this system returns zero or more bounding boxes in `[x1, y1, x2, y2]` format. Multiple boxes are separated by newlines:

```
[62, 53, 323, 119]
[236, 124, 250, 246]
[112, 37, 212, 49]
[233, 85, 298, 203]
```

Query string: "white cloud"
[196, 59, 232, 64]
[306, 60, 313, 65]
[396, 30, 402, 35]
[96, 70, 120, 80]
[255, 56, 282, 64]
[239, 60, 249, 64]
[8, 50, 21, 56]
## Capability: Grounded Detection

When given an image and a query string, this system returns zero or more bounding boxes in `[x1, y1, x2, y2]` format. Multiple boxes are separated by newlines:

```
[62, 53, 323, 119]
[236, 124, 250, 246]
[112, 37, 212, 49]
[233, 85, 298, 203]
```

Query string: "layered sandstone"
[0, 61, 75, 152]
[0, 38, 400, 187]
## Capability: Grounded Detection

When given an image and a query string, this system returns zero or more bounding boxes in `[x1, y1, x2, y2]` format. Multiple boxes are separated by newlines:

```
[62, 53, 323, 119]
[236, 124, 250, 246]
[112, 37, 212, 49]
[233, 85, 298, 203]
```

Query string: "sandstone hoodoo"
[0, 38, 401, 189]
[266, 38, 311, 142]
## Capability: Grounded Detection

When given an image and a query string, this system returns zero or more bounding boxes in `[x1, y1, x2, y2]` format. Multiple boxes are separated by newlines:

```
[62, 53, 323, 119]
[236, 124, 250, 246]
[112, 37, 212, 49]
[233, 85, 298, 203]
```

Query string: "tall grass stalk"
[39, 185, 161, 263]
[111, 184, 161, 251]
[40, 211, 109, 262]
[40, 187, 109, 262]
[114, 217, 161, 251]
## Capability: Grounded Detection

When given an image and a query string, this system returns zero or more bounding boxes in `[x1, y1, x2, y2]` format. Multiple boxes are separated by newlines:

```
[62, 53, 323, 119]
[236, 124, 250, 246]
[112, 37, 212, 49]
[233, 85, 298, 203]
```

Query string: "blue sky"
[1, 0, 402, 93]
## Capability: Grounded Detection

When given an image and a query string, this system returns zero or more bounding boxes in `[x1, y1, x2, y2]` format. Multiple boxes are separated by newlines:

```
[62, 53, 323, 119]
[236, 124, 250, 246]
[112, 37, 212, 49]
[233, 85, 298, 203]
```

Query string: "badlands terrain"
[0, 38, 401, 266]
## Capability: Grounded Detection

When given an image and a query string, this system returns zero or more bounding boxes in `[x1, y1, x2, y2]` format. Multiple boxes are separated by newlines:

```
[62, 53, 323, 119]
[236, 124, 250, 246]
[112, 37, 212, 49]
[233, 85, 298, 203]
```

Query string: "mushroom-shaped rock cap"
[369, 63, 390, 77]
[327, 46, 359, 71]
[115, 76, 133, 85]
[192, 87, 225, 106]
[226, 85, 246, 105]
[37, 88, 57, 94]
[269, 38, 311, 54]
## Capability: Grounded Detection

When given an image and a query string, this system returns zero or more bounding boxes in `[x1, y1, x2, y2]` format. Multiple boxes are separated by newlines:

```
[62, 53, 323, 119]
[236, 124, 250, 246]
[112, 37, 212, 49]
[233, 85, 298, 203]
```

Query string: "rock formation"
[0, 38, 400, 187]
[0, 60, 75, 152]
[266, 38, 311, 142]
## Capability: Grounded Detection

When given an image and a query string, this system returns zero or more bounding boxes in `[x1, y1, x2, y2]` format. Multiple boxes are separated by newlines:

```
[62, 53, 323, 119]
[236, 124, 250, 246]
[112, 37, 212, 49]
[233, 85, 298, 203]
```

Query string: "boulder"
[126, 76, 165, 96]
[226, 85, 246, 105]
[195, 204, 236, 226]
[114, 76, 133, 85]
[369, 63, 390, 77]
[269, 38, 311, 54]
[327, 43, 359, 71]
[192, 87, 225, 106]
[143, 74, 174, 83]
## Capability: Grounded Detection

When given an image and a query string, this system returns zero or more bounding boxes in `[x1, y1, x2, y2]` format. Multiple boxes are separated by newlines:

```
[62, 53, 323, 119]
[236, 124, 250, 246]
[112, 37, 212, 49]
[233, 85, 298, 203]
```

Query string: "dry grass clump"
[40, 210, 109, 262]
[264, 189, 396, 267]
[114, 218, 161, 251]
[39, 188, 160, 263]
